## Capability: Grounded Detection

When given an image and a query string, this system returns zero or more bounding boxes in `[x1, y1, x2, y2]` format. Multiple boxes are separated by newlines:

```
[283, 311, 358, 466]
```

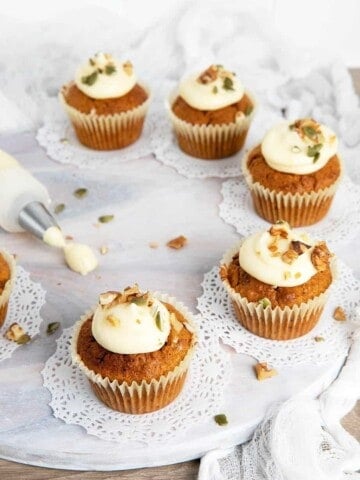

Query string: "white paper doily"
[197, 261, 359, 367]
[219, 175, 360, 248]
[42, 313, 231, 445]
[150, 110, 246, 179]
[36, 116, 152, 170]
[0, 266, 46, 362]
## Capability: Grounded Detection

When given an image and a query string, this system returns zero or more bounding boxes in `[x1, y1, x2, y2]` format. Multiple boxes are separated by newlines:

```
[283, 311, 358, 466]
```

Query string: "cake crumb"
[167, 235, 187, 249]
[333, 306, 346, 321]
[254, 362, 278, 381]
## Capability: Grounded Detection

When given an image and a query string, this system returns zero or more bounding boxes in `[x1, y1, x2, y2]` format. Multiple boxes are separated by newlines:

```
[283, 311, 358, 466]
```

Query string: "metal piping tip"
[18, 201, 59, 241]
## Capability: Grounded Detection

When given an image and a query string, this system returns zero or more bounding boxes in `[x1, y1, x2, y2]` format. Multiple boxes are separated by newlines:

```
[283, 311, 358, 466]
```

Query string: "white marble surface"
[0, 132, 358, 470]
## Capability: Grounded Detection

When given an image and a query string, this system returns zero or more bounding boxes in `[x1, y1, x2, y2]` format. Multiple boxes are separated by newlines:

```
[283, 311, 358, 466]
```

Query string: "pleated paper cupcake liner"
[167, 90, 256, 160]
[0, 251, 16, 328]
[242, 151, 343, 227]
[220, 242, 335, 340]
[60, 84, 151, 151]
[71, 293, 197, 414]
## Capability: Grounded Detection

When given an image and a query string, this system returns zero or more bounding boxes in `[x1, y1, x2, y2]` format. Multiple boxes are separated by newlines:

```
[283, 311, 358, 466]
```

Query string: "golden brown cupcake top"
[0, 253, 10, 294]
[220, 222, 334, 308]
[76, 297, 194, 384]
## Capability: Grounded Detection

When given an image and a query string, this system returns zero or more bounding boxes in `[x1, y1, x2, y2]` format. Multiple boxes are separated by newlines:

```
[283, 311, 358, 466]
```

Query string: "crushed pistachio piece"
[47, 322, 60, 335]
[89, 58, 95, 66]
[333, 306, 346, 322]
[54, 203, 65, 214]
[245, 105, 253, 116]
[105, 64, 116, 75]
[5, 323, 27, 342]
[214, 414, 228, 426]
[295, 272, 302, 279]
[258, 298, 271, 309]
[17, 334, 32, 345]
[99, 246, 109, 255]
[314, 336, 325, 342]
[81, 71, 98, 86]
[60, 137, 69, 144]
[155, 311, 162, 331]
[223, 76, 234, 91]
[212, 85, 218, 94]
[74, 188, 88, 199]
[98, 215, 114, 224]
[307, 143, 323, 163]
[291, 145, 301, 153]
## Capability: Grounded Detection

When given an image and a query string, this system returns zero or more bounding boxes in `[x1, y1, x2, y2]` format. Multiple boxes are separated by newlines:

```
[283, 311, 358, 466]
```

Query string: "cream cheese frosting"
[0, 150, 19, 171]
[179, 65, 244, 111]
[75, 53, 137, 99]
[261, 119, 338, 175]
[91, 288, 171, 354]
[239, 222, 318, 287]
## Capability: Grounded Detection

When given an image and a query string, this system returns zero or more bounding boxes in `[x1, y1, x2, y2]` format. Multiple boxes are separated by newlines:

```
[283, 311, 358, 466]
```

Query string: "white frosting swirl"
[239, 223, 318, 287]
[92, 294, 171, 354]
[179, 66, 244, 111]
[75, 53, 137, 99]
[0, 150, 19, 171]
[261, 121, 338, 174]
[63, 243, 98, 276]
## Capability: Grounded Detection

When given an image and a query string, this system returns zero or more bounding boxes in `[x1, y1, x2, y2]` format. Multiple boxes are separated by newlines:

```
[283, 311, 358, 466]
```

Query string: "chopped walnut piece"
[311, 241, 331, 272]
[290, 240, 311, 255]
[269, 226, 289, 239]
[281, 249, 299, 265]
[99, 291, 119, 306]
[167, 235, 187, 249]
[4, 323, 30, 344]
[268, 244, 278, 253]
[197, 65, 218, 84]
[333, 306, 346, 322]
[254, 362, 278, 381]
[123, 61, 133, 76]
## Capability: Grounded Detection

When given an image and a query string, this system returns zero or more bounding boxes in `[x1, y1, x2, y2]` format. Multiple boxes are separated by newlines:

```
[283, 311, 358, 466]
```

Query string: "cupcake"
[220, 222, 334, 340]
[168, 64, 255, 160]
[0, 250, 15, 328]
[71, 285, 196, 414]
[60, 53, 151, 150]
[242, 118, 342, 227]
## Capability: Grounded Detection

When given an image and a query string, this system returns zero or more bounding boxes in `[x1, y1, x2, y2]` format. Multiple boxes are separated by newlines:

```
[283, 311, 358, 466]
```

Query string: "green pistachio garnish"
[223, 77, 234, 91]
[54, 203, 65, 214]
[216, 64, 224, 69]
[258, 298, 271, 309]
[314, 336, 325, 342]
[155, 311, 162, 331]
[212, 86, 218, 94]
[98, 215, 114, 224]
[60, 137, 69, 144]
[105, 64, 116, 75]
[245, 105, 253, 116]
[89, 58, 95, 66]
[303, 126, 317, 140]
[214, 414, 228, 426]
[74, 188, 88, 199]
[47, 322, 60, 335]
[291, 146, 301, 153]
[17, 334, 31, 345]
[307, 143, 323, 163]
[81, 71, 98, 86]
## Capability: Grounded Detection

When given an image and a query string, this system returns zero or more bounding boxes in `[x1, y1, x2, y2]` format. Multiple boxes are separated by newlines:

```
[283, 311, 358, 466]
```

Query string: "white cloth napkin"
[198, 315, 360, 480]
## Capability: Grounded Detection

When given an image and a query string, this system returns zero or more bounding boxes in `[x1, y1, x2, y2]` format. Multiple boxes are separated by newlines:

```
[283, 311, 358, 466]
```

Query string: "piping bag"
[0, 150, 98, 275]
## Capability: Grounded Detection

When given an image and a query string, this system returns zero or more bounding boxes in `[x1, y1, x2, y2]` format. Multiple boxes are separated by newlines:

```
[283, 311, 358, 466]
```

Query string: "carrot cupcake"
[220, 222, 334, 340]
[168, 64, 255, 159]
[0, 250, 15, 328]
[71, 285, 196, 414]
[242, 118, 342, 226]
[60, 53, 151, 150]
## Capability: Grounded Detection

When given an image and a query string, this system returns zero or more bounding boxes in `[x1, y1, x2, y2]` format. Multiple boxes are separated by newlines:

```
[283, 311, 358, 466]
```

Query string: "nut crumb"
[311, 241, 331, 272]
[333, 306, 346, 322]
[167, 235, 187, 250]
[4, 323, 31, 344]
[149, 242, 159, 249]
[65, 235, 74, 241]
[314, 336, 325, 342]
[281, 249, 299, 264]
[99, 246, 109, 255]
[269, 226, 288, 239]
[255, 362, 278, 381]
